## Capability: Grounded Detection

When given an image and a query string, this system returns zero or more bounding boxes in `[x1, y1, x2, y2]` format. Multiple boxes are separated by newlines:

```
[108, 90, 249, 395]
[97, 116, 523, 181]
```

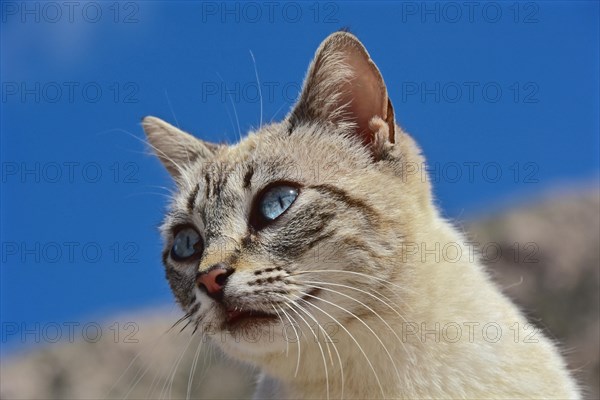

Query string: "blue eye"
[171, 227, 203, 261]
[259, 185, 299, 222]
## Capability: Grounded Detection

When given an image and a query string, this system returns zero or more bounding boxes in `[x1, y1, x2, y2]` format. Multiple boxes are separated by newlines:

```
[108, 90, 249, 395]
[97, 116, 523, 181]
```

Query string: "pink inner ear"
[289, 32, 395, 146]
[341, 49, 387, 146]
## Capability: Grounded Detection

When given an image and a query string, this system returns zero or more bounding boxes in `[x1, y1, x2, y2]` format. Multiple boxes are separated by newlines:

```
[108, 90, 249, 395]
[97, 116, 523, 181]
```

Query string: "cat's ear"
[142, 116, 218, 181]
[288, 31, 395, 146]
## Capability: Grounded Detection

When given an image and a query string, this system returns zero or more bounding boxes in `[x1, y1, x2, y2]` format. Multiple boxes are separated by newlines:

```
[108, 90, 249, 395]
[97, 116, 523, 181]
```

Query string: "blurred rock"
[466, 187, 599, 399]
[1, 188, 598, 399]
[0, 312, 256, 399]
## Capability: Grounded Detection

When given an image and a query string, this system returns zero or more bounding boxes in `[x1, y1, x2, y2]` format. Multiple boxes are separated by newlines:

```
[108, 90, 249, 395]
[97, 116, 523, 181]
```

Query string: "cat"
[142, 31, 580, 399]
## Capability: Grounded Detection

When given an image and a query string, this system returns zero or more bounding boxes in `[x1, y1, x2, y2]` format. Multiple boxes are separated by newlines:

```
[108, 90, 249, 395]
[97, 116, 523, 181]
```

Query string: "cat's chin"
[202, 311, 289, 358]
[221, 337, 284, 356]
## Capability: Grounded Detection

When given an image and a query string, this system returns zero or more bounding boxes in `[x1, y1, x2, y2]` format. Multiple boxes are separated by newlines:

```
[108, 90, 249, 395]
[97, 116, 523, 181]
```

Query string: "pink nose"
[196, 265, 231, 297]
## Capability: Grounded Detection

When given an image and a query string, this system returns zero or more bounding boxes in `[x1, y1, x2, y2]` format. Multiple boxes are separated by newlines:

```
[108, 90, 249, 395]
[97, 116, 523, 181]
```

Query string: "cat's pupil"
[260, 185, 298, 221]
[172, 228, 201, 260]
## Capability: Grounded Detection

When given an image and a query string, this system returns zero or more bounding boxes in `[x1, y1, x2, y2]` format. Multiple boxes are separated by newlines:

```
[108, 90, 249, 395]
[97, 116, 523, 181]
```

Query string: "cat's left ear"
[142, 116, 219, 182]
[288, 31, 395, 147]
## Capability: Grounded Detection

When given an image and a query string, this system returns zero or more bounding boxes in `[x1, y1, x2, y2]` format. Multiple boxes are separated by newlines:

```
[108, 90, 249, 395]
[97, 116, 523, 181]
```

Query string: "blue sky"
[1, 1, 598, 355]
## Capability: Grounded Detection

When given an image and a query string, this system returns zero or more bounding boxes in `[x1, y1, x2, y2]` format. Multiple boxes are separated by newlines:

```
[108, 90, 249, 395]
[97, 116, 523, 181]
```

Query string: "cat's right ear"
[288, 31, 395, 149]
[142, 116, 218, 182]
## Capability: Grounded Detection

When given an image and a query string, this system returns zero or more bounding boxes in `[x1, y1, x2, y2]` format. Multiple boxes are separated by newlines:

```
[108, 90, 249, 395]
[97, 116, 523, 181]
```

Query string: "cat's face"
[143, 32, 431, 360]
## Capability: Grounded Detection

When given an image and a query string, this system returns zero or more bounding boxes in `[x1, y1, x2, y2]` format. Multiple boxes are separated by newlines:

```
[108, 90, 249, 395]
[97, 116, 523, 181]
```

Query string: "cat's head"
[143, 32, 433, 361]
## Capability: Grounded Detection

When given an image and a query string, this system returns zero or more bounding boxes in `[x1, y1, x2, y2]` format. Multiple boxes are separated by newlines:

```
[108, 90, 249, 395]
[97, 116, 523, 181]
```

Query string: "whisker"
[107, 312, 199, 400]
[186, 335, 205, 400]
[292, 301, 334, 366]
[98, 127, 195, 190]
[303, 280, 410, 325]
[161, 333, 196, 400]
[221, 98, 241, 142]
[249, 50, 263, 130]
[145, 355, 167, 399]
[125, 191, 173, 200]
[179, 318, 194, 333]
[120, 328, 190, 400]
[216, 72, 242, 141]
[294, 269, 416, 312]
[164, 89, 181, 128]
[303, 283, 409, 355]
[289, 298, 345, 399]
[289, 294, 386, 398]
[299, 291, 401, 383]
[145, 184, 175, 194]
[284, 298, 330, 400]
[123, 348, 162, 400]
[106, 351, 143, 398]
[271, 303, 290, 357]
[277, 304, 302, 377]
[165, 89, 194, 168]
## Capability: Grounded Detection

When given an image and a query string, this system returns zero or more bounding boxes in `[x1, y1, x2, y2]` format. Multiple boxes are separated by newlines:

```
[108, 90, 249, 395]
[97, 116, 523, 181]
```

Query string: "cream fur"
[142, 32, 580, 399]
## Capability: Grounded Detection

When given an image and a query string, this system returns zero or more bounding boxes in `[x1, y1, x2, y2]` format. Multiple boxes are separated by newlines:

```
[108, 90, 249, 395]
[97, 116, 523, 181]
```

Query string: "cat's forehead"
[168, 121, 372, 223]
[194, 122, 368, 182]
[242, 122, 368, 164]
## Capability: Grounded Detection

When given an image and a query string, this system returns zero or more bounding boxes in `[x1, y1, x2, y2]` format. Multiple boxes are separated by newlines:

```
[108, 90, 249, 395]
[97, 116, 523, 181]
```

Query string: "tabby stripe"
[267, 210, 335, 258]
[243, 165, 254, 189]
[199, 207, 207, 226]
[187, 183, 200, 212]
[204, 172, 211, 198]
[165, 265, 196, 307]
[340, 236, 379, 260]
[304, 227, 337, 251]
[214, 169, 230, 198]
[309, 184, 379, 222]
[165, 210, 190, 227]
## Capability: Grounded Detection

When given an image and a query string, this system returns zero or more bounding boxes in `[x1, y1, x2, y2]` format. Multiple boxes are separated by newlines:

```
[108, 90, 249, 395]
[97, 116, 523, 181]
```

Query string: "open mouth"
[225, 309, 277, 328]
[221, 289, 321, 330]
